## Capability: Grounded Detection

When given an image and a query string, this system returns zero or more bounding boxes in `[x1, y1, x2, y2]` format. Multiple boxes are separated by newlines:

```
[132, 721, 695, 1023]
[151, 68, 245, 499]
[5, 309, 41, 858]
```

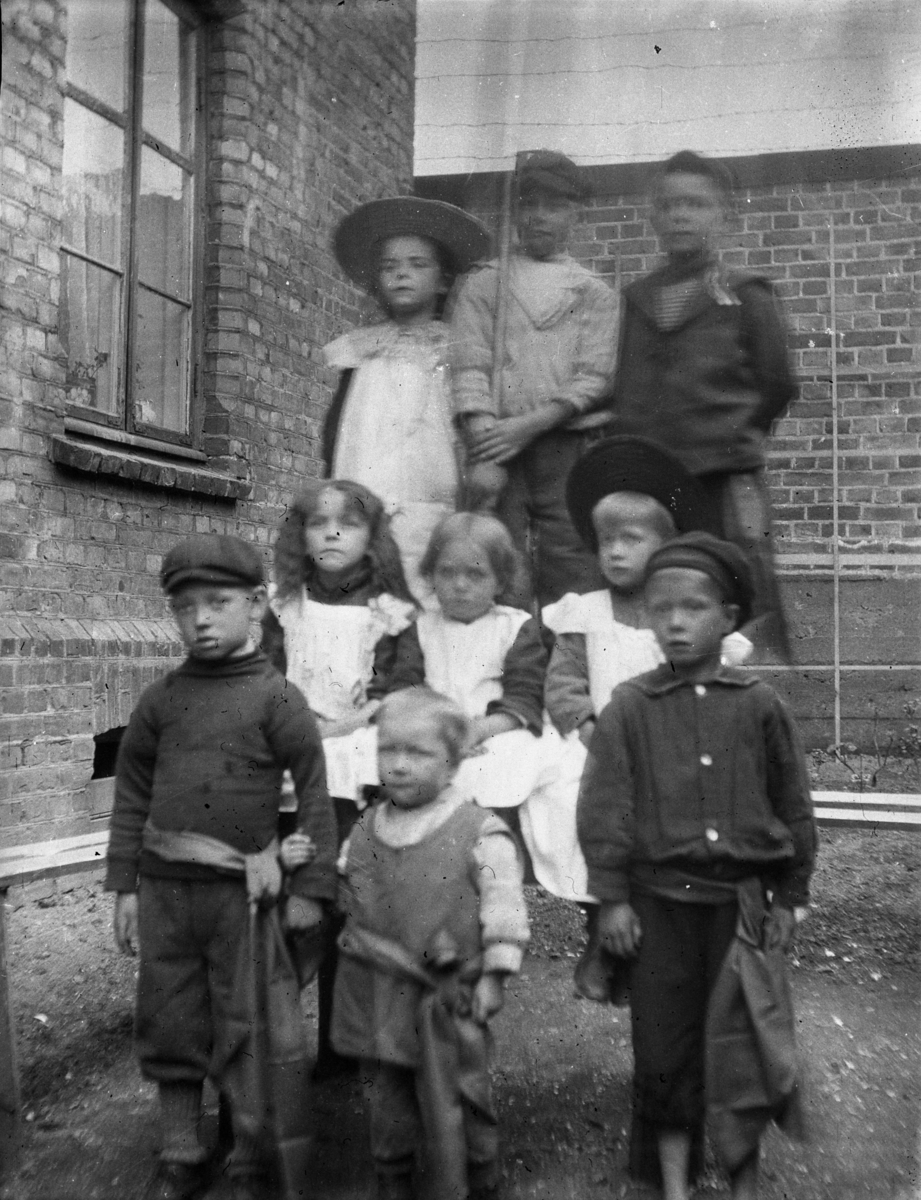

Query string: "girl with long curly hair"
[265, 478, 423, 1077]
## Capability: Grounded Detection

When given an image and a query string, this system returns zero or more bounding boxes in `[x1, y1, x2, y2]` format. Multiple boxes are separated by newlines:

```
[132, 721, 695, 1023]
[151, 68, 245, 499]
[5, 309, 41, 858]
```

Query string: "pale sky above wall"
[414, 0, 921, 176]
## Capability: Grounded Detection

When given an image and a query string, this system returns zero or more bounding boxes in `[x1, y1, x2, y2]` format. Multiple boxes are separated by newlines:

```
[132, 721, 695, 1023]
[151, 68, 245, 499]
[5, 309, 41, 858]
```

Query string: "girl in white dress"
[415, 513, 562, 820]
[528, 437, 751, 1001]
[323, 197, 490, 605]
[263, 478, 423, 1075]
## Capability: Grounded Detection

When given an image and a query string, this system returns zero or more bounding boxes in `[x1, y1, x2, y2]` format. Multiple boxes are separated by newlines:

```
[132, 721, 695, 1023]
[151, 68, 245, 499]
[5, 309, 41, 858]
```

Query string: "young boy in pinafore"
[106, 536, 336, 1200]
[578, 533, 816, 1200]
[330, 688, 529, 1200]
[611, 150, 796, 658]
[451, 150, 619, 606]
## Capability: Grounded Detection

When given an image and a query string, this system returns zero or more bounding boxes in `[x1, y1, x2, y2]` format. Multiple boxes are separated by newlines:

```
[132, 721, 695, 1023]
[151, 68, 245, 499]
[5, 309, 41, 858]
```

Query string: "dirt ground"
[2, 828, 919, 1200]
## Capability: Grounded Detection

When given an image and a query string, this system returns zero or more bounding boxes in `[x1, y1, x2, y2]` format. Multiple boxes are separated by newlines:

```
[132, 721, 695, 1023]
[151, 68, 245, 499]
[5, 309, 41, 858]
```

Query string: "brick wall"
[420, 161, 921, 749]
[0, 0, 416, 844]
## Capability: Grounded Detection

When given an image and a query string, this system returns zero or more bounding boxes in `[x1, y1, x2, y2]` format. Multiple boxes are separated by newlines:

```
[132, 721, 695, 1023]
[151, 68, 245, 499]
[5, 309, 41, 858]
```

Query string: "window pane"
[61, 254, 122, 415]
[62, 99, 124, 267]
[133, 287, 190, 433]
[142, 0, 195, 158]
[65, 0, 128, 112]
[137, 147, 191, 300]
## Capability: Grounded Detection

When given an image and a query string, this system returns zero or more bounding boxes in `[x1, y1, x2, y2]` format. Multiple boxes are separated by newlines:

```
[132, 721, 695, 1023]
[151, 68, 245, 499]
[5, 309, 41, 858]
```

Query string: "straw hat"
[333, 197, 491, 291]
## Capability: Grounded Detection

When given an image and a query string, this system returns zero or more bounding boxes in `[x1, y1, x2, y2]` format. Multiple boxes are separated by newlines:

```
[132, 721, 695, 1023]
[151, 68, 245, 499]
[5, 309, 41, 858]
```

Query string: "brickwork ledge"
[0, 615, 181, 657]
[50, 435, 252, 501]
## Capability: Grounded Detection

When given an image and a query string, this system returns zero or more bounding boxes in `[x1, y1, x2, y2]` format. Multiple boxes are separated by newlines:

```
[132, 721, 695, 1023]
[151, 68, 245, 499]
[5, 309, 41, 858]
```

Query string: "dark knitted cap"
[161, 535, 265, 593]
[644, 532, 754, 628]
[566, 435, 718, 550]
[517, 149, 586, 201]
[333, 197, 491, 290]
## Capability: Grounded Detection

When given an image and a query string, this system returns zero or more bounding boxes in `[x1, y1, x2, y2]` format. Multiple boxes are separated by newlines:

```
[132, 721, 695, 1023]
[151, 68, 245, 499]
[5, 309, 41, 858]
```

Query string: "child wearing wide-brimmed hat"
[578, 531, 815, 1200]
[526, 436, 751, 1003]
[323, 196, 491, 604]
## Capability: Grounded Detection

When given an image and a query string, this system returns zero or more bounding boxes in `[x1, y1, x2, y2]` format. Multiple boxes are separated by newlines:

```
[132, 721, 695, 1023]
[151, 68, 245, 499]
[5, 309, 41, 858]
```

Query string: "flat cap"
[161, 535, 265, 593]
[517, 149, 586, 201]
[644, 532, 754, 629]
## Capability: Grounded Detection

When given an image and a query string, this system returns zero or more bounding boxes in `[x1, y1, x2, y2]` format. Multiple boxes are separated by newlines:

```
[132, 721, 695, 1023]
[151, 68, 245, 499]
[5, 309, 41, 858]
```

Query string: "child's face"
[432, 537, 500, 623]
[377, 709, 457, 809]
[303, 489, 371, 579]
[645, 567, 737, 674]
[592, 496, 670, 595]
[517, 190, 578, 260]
[651, 171, 725, 258]
[170, 583, 266, 661]
[378, 235, 445, 322]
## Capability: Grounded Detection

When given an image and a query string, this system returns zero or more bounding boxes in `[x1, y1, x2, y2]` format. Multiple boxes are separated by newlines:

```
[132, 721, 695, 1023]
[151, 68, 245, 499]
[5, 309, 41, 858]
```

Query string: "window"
[61, 0, 202, 447]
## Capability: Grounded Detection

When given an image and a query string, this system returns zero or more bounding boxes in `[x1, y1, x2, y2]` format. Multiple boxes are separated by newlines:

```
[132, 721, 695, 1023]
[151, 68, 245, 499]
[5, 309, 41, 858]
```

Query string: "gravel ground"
[3, 828, 920, 1199]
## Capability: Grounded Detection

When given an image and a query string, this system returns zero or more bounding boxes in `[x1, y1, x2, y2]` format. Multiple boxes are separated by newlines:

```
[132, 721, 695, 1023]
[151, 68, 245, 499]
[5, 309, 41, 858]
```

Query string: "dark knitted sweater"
[105, 649, 336, 900]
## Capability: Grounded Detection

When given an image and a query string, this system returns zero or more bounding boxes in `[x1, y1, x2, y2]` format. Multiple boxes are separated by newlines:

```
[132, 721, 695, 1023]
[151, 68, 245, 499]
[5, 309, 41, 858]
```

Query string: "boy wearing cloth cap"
[531, 438, 750, 1002]
[323, 197, 491, 604]
[578, 533, 816, 1200]
[106, 535, 336, 1200]
[451, 149, 619, 606]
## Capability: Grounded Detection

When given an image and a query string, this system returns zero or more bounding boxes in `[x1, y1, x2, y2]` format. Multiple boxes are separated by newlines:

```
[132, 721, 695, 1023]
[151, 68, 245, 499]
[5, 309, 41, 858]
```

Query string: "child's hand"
[318, 700, 380, 739]
[471, 972, 505, 1024]
[465, 461, 508, 511]
[766, 903, 802, 953]
[285, 895, 325, 932]
[279, 832, 317, 872]
[578, 719, 596, 749]
[469, 413, 550, 464]
[114, 893, 139, 956]
[598, 902, 642, 958]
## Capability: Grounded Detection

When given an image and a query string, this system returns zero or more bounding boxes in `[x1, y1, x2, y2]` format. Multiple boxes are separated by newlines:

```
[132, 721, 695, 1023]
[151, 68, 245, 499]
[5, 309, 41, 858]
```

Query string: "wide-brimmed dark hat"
[566, 435, 718, 550]
[644, 532, 754, 629]
[333, 197, 491, 291]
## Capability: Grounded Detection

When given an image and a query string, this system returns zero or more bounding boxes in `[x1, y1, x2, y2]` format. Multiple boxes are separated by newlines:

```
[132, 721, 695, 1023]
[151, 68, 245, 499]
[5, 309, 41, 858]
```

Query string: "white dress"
[274, 589, 416, 802]
[416, 606, 563, 810]
[523, 591, 755, 901]
[326, 322, 460, 606]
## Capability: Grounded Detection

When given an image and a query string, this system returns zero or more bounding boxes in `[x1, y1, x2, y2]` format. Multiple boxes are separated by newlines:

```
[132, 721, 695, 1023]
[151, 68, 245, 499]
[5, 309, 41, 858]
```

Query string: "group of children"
[106, 146, 817, 1200]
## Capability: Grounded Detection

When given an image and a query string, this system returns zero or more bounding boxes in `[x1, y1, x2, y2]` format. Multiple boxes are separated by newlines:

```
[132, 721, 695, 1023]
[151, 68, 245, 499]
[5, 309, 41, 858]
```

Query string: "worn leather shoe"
[141, 1160, 207, 1200]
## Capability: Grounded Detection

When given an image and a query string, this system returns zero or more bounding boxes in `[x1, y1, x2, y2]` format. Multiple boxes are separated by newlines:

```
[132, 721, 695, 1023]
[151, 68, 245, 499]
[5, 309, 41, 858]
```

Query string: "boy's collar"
[634, 661, 755, 695]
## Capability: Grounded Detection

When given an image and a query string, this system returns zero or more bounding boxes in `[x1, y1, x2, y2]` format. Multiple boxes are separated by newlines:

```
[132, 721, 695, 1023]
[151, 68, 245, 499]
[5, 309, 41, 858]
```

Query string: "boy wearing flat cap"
[324, 196, 491, 604]
[106, 535, 336, 1200]
[451, 149, 619, 607]
[577, 532, 816, 1200]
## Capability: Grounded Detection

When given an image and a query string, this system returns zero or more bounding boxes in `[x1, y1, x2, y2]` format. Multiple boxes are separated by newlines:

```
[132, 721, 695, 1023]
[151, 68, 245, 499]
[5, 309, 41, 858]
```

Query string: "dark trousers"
[698, 469, 792, 661]
[627, 894, 738, 1184]
[136, 876, 249, 1084]
[498, 430, 604, 608]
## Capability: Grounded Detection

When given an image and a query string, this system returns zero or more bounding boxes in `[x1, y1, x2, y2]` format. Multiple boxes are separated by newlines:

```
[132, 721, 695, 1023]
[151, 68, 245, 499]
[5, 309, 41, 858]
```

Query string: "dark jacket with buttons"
[577, 664, 816, 907]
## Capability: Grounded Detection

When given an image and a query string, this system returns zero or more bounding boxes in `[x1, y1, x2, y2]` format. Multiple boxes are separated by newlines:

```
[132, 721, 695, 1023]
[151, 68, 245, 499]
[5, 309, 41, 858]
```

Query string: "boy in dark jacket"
[611, 151, 795, 658]
[578, 533, 815, 1200]
[106, 535, 336, 1200]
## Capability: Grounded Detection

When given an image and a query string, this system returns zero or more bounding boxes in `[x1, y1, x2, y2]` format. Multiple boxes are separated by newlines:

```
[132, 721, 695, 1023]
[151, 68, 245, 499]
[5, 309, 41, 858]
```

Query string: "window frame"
[61, 0, 206, 452]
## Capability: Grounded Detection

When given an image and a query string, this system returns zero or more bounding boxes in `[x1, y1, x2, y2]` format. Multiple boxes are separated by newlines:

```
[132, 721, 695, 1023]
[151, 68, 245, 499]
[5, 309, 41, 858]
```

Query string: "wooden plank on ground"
[0, 831, 110, 890]
[813, 790, 921, 831]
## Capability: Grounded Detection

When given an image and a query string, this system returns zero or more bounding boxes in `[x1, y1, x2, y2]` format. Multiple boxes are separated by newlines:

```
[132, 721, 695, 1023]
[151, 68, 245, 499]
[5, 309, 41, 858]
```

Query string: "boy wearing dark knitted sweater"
[106, 536, 336, 1200]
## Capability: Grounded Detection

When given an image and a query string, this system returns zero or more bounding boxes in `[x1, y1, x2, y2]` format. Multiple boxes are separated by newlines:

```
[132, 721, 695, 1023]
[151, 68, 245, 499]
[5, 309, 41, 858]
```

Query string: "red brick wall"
[0, 0, 416, 844]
